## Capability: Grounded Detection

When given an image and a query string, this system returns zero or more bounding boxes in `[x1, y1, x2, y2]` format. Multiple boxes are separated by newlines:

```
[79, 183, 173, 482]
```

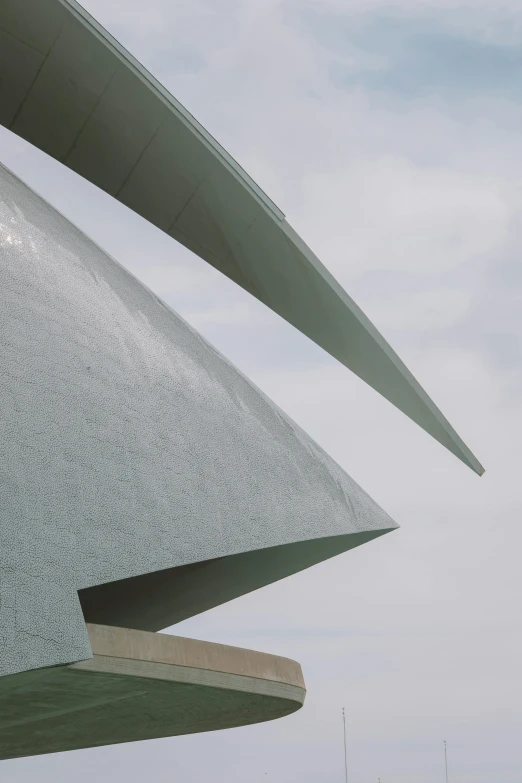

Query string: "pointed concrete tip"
[0, 0, 484, 475]
[281, 222, 485, 477]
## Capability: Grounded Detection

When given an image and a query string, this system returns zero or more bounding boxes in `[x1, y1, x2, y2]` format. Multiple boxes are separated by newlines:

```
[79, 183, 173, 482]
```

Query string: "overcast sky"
[2, 0, 522, 781]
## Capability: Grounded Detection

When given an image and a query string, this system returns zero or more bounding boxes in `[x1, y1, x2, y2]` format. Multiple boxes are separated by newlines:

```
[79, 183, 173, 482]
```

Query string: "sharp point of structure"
[0, 0, 483, 475]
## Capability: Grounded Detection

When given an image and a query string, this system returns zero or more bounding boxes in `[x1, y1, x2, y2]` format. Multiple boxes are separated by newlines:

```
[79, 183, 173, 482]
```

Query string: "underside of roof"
[0, 625, 306, 758]
[0, 0, 483, 474]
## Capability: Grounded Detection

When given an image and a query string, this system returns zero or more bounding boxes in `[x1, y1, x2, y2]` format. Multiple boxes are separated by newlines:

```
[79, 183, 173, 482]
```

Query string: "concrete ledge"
[0, 625, 305, 759]
[83, 624, 305, 687]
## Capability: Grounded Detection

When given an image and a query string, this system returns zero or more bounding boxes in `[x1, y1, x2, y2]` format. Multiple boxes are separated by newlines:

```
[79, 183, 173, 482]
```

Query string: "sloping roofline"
[62, 0, 286, 222]
[0, 0, 483, 474]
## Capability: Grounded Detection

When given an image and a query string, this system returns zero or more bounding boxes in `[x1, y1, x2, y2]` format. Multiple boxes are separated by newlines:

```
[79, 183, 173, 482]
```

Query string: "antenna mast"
[342, 707, 348, 783]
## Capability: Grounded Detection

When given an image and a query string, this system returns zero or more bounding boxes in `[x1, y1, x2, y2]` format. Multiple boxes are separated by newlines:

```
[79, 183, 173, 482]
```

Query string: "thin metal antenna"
[342, 707, 348, 783]
[444, 740, 449, 783]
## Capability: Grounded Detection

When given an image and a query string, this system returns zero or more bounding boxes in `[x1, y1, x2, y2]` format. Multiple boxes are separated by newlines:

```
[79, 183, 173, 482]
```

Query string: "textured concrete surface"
[0, 624, 305, 759]
[0, 163, 397, 679]
[85, 624, 305, 687]
[0, 0, 483, 474]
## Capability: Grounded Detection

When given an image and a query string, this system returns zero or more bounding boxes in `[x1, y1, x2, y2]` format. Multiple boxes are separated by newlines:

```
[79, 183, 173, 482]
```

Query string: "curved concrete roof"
[0, 624, 305, 758]
[0, 162, 396, 679]
[0, 0, 483, 475]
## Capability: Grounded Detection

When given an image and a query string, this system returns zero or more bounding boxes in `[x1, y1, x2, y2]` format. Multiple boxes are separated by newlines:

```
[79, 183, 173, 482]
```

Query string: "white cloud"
[295, 156, 514, 280]
[363, 288, 474, 332]
[304, 0, 522, 45]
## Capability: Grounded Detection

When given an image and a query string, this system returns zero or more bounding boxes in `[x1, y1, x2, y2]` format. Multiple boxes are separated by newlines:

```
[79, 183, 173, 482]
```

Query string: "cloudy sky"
[2, 0, 522, 780]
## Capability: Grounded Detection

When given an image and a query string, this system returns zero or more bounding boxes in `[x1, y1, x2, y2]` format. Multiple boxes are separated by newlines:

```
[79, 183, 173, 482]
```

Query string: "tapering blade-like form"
[0, 0, 483, 474]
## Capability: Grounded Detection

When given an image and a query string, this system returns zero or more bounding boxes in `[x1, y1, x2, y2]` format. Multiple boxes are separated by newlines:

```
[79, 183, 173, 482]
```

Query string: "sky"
[1, 0, 522, 781]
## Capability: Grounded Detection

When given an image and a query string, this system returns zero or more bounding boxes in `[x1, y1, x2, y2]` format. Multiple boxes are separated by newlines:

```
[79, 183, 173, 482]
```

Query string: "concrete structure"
[0, 0, 482, 760]
[0, 625, 305, 759]
[0, 0, 483, 475]
[0, 162, 396, 754]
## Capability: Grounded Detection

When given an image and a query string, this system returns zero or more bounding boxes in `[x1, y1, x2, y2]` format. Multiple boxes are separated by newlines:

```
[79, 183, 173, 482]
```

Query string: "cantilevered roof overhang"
[0, 625, 305, 758]
[0, 0, 483, 474]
